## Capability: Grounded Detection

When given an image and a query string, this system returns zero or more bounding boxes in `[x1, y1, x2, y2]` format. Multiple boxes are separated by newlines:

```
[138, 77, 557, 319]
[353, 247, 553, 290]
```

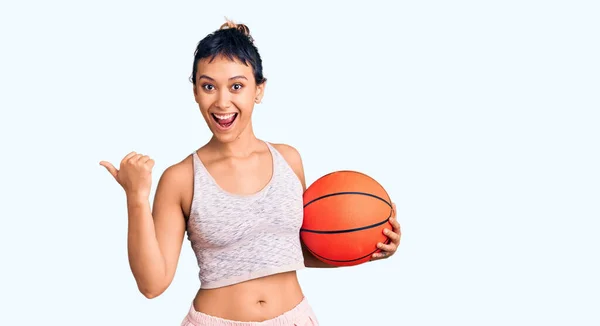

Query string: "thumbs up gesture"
[99, 151, 155, 199]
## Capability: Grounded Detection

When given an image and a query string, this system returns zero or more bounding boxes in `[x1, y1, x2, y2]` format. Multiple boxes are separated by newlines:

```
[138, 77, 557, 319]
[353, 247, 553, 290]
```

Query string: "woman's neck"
[208, 124, 263, 158]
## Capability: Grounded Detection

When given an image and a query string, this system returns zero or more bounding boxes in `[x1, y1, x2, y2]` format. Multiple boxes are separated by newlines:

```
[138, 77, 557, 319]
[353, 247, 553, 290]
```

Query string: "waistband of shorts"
[183, 296, 312, 326]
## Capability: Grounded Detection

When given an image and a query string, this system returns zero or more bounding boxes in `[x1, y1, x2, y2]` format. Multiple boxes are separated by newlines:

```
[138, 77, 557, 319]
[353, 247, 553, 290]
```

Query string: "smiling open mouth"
[211, 113, 238, 129]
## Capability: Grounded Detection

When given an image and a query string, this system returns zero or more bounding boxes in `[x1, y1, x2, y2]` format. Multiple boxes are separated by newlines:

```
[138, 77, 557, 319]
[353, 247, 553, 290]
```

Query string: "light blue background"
[0, 0, 598, 325]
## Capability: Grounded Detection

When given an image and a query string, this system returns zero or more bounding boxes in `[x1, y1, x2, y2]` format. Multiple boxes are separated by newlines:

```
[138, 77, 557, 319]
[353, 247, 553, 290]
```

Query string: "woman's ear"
[255, 81, 266, 104]
[193, 84, 200, 104]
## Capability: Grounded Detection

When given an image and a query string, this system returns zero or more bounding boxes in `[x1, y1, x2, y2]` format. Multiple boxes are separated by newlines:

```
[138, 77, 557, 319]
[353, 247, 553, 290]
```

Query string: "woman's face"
[193, 55, 265, 143]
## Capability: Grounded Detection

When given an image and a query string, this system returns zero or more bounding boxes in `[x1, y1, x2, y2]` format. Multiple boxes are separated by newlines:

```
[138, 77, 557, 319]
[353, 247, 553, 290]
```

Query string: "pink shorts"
[180, 297, 319, 326]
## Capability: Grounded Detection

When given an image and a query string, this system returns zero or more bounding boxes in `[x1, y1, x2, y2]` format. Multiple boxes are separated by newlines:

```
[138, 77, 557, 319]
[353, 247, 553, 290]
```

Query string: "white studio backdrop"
[0, 1, 598, 325]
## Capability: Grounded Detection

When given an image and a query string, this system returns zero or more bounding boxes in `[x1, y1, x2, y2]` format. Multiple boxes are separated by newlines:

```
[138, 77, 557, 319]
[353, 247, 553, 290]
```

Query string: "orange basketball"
[301, 170, 393, 267]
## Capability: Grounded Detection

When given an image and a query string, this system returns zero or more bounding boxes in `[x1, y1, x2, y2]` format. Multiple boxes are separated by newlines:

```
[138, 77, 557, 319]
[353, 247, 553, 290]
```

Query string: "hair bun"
[220, 18, 253, 41]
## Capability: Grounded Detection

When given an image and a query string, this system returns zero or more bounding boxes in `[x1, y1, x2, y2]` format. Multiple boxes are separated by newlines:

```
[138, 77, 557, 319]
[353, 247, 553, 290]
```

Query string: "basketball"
[300, 170, 393, 266]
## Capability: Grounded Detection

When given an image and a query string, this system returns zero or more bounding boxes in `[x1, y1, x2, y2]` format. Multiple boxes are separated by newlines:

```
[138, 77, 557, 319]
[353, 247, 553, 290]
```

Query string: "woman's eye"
[232, 83, 243, 91]
[203, 84, 214, 91]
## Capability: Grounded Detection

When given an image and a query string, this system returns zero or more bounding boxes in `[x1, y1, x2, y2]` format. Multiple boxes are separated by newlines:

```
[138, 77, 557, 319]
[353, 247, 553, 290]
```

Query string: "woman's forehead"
[197, 55, 252, 76]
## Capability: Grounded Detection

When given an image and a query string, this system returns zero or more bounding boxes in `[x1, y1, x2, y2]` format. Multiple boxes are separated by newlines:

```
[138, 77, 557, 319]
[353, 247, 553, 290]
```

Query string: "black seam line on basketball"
[307, 238, 391, 263]
[303, 191, 392, 208]
[300, 216, 391, 234]
[306, 238, 392, 263]
[307, 246, 375, 263]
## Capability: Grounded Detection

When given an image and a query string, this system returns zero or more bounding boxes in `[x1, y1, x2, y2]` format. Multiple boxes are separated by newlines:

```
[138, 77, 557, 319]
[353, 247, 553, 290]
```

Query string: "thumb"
[99, 161, 118, 179]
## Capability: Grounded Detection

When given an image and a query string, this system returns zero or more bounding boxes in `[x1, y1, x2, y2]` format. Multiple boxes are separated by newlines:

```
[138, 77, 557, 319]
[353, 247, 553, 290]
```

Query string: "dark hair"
[189, 20, 267, 86]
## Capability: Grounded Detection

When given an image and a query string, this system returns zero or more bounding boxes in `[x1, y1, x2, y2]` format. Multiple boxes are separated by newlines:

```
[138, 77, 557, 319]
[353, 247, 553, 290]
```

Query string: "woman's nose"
[215, 90, 232, 109]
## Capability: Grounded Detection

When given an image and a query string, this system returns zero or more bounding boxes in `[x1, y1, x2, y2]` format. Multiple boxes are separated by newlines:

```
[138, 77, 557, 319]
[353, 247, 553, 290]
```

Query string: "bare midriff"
[192, 271, 304, 322]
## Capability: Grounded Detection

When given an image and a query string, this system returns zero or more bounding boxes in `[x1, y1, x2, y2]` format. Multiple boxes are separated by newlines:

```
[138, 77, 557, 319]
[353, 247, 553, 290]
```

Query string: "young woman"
[100, 19, 401, 326]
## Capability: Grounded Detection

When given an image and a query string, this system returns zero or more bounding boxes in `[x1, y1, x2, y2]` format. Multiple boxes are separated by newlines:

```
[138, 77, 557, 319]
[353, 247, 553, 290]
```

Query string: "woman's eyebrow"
[198, 75, 248, 81]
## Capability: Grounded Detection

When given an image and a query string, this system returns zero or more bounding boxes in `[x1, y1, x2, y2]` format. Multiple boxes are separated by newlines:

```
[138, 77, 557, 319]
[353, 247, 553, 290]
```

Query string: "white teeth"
[213, 113, 235, 120]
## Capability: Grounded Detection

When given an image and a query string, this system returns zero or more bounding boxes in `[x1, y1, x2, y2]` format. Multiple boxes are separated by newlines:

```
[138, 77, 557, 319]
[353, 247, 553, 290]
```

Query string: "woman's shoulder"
[157, 151, 195, 186]
[269, 142, 303, 165]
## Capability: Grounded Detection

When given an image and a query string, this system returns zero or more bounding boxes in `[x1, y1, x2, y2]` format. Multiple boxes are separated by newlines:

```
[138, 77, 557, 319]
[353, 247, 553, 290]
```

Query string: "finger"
[145, 158, 155, 168]
[139, 155, 152, 164]
[121, 151, 138, 165]
[383, 228, 401, 243]
[392, 202, 397, 218]
[389, 216, 401, 234]
[372, 251, 389, 260]
[377, 241, 397, 253]
[128, 153, 144, 164]
[99, 161, 118, 179]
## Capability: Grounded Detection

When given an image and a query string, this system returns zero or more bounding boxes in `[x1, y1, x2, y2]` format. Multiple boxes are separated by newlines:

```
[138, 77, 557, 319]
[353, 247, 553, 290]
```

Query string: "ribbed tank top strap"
[190, 151, 222, 219]
[263, 142, 303, 190]
[191, 151, 214, 192]
[263, 142, 283, 176]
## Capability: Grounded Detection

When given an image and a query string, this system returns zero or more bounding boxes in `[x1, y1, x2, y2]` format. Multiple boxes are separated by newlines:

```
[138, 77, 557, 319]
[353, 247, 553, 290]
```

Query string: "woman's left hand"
[371, 202, 401, 261]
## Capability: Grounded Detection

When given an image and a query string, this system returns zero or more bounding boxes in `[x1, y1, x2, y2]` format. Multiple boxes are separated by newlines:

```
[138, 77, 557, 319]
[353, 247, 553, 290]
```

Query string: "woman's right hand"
[99, 151, 155, 199]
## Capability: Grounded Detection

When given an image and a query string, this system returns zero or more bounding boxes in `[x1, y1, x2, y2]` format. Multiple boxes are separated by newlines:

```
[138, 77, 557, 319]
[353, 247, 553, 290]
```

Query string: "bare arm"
[273, 143, 338, 268]
[126, 164, 187, 298]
